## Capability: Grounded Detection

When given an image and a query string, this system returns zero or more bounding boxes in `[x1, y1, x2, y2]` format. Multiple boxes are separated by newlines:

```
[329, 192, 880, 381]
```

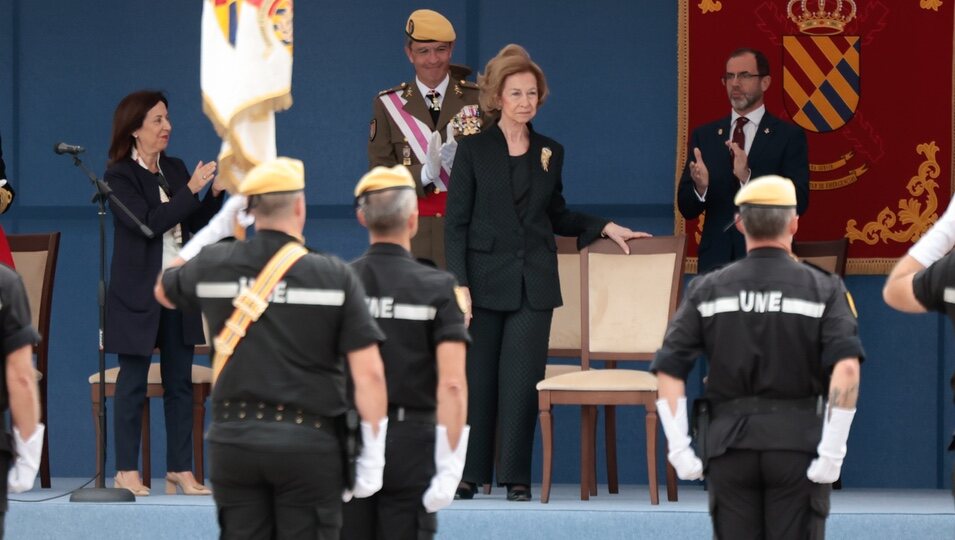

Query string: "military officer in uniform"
[342, 165, 469, 539]
[651, 176, 864, 539]
[156, 158, 389, 539]
[1, 264, 44, 534]
[883, 193, 955, 502]
[368, 9, 482, 268]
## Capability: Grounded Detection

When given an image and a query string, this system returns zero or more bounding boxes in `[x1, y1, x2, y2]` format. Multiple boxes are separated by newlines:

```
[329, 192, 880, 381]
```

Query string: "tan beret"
[355, 165, 416, 198]
[406, 9, 456, 42]
[734, 175, 797, 207]
[239, 157, 305, 196]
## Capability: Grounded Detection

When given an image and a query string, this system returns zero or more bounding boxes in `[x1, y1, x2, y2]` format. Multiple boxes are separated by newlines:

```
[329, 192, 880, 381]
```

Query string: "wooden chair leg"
[666, 461, 679, 502]
[645, 408, 659, 505]
[605, 405, 618, 494]
[580, 406, 594, 500]
[539, 403, 554, 504]
[90, 384, 103, 487]
[39, 384, 50, 488]
[192, 384, 206, 482]
[142, 399, 151, 488]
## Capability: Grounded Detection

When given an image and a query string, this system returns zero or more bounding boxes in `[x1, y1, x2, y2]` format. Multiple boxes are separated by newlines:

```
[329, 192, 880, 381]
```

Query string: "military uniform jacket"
[162, 230, 384, 448]
[368, 79, 481, 201]
[912, 250, 955, 403]
[349, 243, 469, 410]
[677, 113, 809, 272]
[445, 124, 608, 312]
[0, 265, 40, 422]
[651, 248, 864, 459]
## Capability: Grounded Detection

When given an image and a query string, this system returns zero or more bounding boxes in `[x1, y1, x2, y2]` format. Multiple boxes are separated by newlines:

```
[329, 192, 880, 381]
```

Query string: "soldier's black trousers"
[210, 440, 342, 540]
[463, 302, 552, 487]
[342, 420, 437, 539]
[707, 448, 830, 540]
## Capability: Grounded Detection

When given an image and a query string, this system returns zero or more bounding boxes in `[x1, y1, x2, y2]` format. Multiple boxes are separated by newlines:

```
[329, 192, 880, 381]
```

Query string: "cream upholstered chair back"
[581, 236, 686, 367]
[11, 247, 50, 331]
[549, 236, 581, 354]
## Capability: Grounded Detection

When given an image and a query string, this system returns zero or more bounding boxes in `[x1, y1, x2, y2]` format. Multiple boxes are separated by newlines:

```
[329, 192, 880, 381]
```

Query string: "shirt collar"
[366, 242, 414, 258]
[131, 147, 164, 176]
[731, 104, 766, 128]
[746, 246, 793, 259]
[415, 74, 450, 103]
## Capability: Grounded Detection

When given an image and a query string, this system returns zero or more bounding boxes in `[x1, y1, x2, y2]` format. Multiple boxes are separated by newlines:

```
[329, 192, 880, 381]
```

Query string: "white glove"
[178, 194, 252, 261]
[440, 123, 458, 172]
[342, 418, 388, 502]
[8, 424, 44, 493]
[422, 424, 470, 513]
[910, 194, 955, 266]
[807, 406, 856, 484]
[422, 131, 442, 186]
[656, 398, 704, 480]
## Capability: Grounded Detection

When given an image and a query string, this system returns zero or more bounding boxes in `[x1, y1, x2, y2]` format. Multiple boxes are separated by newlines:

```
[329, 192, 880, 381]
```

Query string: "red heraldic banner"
[675, 0, 955, 274]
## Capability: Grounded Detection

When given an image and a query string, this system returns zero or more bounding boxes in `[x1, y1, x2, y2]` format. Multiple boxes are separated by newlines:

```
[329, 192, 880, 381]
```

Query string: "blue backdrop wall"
[0, 0, 951, 490]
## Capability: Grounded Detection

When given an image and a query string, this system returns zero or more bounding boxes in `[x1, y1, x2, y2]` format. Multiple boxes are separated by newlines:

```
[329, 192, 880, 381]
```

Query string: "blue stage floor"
[7, 479, 954, 539]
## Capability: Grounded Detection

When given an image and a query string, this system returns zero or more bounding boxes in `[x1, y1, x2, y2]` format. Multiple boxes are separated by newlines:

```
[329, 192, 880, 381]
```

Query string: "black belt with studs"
[213, 400, 337, 431]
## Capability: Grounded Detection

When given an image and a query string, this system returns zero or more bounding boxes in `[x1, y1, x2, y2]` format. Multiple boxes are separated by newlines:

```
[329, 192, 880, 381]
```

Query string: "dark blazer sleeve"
[542, 141, 608, 249]
[105, 159, 205, 239]
[445, 135, 475, 287]
[677, 127, 706, 220]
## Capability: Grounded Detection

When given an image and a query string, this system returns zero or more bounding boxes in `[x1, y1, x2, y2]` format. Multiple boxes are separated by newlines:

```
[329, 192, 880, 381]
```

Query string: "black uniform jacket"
[350, 243, 469, 410]
[104, 155, 223, 356]
[162, 230, 384, 448]
[445, 123, 607, 312]
[677, 113, 809, 272]
[912, 249, 955, 403]
[651, 248, 864, 459]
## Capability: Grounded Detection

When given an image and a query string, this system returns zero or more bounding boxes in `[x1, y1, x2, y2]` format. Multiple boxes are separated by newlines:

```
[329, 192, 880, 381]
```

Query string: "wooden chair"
[8, 232, 61, 489]
[88, 345, 212, 488]
[537, 236, 686, 504]
[793, 238, 849, 276]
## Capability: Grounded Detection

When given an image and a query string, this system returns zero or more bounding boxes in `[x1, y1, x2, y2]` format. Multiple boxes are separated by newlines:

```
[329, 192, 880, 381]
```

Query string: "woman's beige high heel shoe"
[165, 471, 212, 495]
[114, 471, 150, 497]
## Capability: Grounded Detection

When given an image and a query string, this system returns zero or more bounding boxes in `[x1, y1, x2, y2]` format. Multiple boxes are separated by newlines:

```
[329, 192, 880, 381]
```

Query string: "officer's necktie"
[427, 90, 441, 125]
[731, 116, 749, 155]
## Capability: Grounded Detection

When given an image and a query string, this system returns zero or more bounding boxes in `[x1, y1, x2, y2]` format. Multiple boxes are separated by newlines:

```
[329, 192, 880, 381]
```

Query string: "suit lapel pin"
[541, 147, 552, 172]
[764, 127, 770, 134]
[718, 128, 724, 136]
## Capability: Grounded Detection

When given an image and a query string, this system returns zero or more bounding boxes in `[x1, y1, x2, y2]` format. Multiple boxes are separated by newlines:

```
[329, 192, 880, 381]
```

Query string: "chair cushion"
[536, 368, 657, 391]
[88, 364, 213, 384]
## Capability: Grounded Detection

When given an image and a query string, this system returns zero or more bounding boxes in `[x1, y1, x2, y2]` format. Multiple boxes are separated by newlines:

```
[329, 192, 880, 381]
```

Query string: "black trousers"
[0, 451, 10, 539]
[210, 439, 343, 540]
[342, 420, 437, 540]
[707, 448, 830, 540]
[114, 308, 194, 472]
[463, 301, 552, 486]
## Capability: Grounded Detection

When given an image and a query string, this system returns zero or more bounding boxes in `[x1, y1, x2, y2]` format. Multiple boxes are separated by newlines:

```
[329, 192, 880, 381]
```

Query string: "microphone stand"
[66, 153, 150, 503]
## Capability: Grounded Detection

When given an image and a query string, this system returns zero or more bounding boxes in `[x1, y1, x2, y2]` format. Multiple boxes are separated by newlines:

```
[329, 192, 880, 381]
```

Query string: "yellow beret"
[734, 175, 797, 207]
[406, 9, 456, 42]
[355, 165, 416, 198]
[239, 157, 305, 196]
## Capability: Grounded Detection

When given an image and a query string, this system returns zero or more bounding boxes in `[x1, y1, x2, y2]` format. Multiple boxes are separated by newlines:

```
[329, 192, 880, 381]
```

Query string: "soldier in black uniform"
[651, 175, 864, 539]
[0, 264, 44, 535]
[156, 158, 389, 540]
[342, 165, 469, 540]
[884, 194, 955, 502]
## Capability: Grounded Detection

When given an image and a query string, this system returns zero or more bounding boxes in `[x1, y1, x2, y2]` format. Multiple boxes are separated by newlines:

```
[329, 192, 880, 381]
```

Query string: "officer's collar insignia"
[454, 83, 463, 97]
[454, 286, 469, 314]
[845, 291, 858, 318]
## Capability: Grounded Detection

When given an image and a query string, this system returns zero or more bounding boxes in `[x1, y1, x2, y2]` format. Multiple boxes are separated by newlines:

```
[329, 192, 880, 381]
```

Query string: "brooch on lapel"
[541, 147, 552, 172]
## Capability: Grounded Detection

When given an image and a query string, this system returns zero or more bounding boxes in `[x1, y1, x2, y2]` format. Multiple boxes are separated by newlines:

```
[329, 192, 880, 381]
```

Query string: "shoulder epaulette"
[378, 82, 409, 97]
[457, 80, 479, 90]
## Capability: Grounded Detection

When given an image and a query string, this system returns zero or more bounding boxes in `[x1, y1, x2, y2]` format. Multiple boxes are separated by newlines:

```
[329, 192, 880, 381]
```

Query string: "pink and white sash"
[380, 92, 451, 191]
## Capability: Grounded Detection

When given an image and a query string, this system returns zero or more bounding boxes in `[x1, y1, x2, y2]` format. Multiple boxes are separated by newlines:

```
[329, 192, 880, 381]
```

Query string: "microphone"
[53, 142, 85, 155]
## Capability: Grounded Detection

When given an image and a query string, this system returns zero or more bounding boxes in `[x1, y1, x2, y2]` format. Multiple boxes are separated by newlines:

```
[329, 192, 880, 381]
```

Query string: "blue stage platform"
[7, 479, 954, 539]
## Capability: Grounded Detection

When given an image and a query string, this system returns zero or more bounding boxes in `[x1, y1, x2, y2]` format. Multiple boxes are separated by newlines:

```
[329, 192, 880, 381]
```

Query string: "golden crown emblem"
[787, 0, 857, 35]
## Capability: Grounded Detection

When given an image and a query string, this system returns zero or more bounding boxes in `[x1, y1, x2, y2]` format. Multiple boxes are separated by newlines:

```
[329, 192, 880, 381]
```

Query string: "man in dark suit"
[368, 9, 481, 268]
[678, 48, 809, 273]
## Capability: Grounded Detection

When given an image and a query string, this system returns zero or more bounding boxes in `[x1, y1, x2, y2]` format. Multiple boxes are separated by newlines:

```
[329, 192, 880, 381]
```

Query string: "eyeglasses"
[722, 72, 765, 83]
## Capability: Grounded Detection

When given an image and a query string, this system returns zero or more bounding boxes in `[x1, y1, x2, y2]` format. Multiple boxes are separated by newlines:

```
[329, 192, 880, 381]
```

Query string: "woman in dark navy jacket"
[104, 90, 222, 496]
[445, 45, 650, 501]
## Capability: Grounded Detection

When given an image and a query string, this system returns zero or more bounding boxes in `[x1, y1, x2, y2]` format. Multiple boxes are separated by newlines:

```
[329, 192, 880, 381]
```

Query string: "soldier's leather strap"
[211, 241, 308, 385]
